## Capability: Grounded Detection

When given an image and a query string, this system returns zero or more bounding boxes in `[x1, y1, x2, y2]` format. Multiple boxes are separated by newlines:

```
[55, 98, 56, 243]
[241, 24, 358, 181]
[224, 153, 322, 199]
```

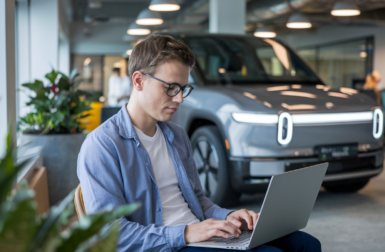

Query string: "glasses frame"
[143, 73, 194, 98]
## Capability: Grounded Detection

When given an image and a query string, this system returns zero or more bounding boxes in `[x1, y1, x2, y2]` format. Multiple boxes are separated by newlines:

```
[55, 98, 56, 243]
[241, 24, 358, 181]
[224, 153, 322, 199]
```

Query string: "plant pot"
[20, 133, 87, 206]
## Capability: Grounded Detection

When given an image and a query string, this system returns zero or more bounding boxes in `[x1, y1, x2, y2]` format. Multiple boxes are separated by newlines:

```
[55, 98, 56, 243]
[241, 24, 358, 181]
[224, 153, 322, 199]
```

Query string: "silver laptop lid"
[248, 163, 328, 249]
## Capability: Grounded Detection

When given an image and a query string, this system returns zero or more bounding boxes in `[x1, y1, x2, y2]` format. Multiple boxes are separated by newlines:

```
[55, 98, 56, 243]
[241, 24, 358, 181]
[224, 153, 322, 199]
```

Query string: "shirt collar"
[118, 104, 175, 143]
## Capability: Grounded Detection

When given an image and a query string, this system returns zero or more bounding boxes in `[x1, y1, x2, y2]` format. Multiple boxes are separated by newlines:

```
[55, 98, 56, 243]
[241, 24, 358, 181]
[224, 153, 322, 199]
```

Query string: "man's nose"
[172, 90, 184, 104]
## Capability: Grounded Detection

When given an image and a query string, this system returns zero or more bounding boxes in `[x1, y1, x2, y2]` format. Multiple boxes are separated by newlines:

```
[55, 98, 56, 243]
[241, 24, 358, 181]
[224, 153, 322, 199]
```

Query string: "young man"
[77, 34, 321, 252]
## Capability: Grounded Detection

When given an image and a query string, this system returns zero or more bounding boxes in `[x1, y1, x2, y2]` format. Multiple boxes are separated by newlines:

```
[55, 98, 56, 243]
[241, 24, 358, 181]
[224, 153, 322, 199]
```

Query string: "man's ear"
[132, 71, 144, 91]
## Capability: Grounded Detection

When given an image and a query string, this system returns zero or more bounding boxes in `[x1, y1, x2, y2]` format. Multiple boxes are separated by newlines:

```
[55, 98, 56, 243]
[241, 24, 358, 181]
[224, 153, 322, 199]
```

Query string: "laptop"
[187, 163, 329, 250]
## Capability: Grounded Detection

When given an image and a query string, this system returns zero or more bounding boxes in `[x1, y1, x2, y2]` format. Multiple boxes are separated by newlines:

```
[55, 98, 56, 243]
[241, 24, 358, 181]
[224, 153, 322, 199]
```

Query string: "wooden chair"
[74, 184, 86, 219]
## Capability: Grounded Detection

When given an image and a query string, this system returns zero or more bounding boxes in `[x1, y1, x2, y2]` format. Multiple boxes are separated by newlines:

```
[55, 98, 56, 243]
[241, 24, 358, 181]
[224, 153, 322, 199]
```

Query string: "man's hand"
[184, 219, 242, 244]
[226, 209, 259, 231]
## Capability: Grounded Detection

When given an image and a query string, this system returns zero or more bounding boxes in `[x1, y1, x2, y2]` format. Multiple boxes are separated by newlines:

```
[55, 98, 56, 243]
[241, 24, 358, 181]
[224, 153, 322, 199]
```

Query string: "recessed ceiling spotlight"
[136, 9, 163, 25]
[286, 13, 312, 29]
[149, 0, 180, 11]
[127, 23, 151, 35]
[331, 2, 360, 16]
[254, 27, 276, 38]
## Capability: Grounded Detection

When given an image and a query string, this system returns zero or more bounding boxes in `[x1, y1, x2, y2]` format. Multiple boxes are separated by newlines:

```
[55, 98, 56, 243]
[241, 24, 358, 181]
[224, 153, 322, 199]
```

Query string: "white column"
[209, 0, 246, 35]
[0, 0, 16, 156]
[30, 0, 59, 81]
[58, 33, 70, 76]
[16, 1, 32, 118]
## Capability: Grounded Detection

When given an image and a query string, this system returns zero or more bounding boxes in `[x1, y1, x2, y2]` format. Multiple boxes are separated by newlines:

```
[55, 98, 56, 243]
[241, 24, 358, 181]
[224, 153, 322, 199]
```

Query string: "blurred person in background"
[364, 70, 382, 105]
[108, 67, 131, 107]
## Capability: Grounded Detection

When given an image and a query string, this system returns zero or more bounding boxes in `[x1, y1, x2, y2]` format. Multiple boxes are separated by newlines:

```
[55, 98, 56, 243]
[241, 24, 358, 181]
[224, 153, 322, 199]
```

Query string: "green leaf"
[22, 80, 44, 92]
[0, 159, 30, 204]
[0, 181, 38, 252]
[51, 111, 65, 124]
[45, 70, 58, 83]
[29, 190, 75, 252]
[57, 72, 69, 82]
[74, 222, 120, 252]
[56, 77, 70, 92]
[56, 203, 140, 252]
[40, 119, 53, 135]
[0, 129, 32, 204]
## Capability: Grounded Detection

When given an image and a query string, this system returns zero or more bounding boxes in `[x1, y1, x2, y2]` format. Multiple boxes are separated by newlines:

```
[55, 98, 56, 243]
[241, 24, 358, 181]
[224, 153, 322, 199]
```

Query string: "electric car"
[170, 34, 383, 207]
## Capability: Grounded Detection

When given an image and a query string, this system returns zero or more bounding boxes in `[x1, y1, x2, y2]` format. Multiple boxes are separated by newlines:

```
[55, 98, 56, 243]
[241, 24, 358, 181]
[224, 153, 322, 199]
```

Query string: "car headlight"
[231, 113, 278, 124]
[373, 108, 383, 139]
[278, 112, 293, 145]
[232, 112, 293, 145]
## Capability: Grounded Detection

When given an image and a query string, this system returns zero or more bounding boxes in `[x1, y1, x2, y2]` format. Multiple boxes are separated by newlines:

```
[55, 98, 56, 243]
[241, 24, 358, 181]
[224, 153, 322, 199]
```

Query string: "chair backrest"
[100, 107, 121, 124]
[74, 184, 86, 219]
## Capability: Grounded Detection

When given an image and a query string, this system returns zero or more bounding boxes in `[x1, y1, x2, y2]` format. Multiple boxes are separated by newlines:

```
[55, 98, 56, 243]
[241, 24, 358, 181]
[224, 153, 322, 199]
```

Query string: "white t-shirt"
[133, 124, 200, 227]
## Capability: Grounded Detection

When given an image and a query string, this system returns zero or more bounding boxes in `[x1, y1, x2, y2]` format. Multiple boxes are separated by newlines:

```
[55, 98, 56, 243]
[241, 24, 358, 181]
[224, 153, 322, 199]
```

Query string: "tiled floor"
[237, 169, 385, 252]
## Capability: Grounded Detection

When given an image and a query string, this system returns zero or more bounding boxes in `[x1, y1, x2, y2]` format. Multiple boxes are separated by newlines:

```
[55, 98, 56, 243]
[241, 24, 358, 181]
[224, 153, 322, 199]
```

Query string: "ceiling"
[69, 0, 385, 38]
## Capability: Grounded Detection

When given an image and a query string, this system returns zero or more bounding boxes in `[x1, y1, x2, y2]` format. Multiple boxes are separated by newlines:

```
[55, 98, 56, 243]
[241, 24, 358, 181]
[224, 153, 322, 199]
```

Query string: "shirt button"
[146, 163, 148, 166]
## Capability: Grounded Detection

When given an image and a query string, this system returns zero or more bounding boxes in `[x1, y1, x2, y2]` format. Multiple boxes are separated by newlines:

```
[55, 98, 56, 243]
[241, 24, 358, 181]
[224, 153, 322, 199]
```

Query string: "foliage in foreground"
[0, 130, 139, 251]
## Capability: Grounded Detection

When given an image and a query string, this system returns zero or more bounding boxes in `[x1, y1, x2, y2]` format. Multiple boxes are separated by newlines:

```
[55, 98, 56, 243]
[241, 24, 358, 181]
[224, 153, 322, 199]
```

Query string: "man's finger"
[238, 209, 253, 230]
[248, 211, 259, 229]
[227, 216, 242, 228]
[211, 220, 241, 237]
[208, 229, 230, 239]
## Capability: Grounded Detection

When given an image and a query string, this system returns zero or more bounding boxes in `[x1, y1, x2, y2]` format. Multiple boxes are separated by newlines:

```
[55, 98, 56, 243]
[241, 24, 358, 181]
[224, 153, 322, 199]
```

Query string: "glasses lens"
[182, 86, 192, 98]
[167, 84, 181, 97]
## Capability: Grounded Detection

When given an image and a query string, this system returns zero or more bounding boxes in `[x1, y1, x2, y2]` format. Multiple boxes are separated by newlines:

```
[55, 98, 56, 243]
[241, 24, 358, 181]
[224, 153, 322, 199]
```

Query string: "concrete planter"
[20, 133, 87, 206]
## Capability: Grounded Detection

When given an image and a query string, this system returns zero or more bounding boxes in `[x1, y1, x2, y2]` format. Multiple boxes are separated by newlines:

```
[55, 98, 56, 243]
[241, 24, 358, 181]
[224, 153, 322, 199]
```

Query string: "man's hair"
[128, 34, 195, 85]
[112, 67, 120, 73]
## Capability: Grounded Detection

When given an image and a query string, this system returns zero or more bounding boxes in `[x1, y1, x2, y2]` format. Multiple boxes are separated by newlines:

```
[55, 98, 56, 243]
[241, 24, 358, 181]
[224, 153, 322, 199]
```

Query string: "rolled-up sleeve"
[77, 133, 186, 252]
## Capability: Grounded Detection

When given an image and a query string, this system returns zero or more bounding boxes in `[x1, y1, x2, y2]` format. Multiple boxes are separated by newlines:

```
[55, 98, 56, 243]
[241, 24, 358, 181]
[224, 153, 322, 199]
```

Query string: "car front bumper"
[229, 148, 384, 194]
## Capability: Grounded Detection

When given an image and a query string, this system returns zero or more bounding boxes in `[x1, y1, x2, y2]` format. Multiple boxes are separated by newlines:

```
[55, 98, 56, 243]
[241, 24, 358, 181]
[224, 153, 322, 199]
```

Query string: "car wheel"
[323, 179, 370, 193]
[190, 126, 240, 207]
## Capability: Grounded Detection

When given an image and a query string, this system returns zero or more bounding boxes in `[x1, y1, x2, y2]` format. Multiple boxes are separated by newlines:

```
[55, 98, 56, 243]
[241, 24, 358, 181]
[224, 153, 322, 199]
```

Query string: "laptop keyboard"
[215, 230, 252, 245]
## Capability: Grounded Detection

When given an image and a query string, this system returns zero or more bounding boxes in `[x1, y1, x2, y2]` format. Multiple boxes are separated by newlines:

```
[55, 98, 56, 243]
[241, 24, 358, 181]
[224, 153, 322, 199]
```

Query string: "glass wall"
[297, 37, 374, 89]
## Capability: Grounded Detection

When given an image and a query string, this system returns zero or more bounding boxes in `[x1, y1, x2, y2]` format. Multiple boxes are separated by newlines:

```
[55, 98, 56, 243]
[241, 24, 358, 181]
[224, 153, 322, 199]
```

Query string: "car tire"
[190, 126, 240, 207]
[323, 179, 370, 193]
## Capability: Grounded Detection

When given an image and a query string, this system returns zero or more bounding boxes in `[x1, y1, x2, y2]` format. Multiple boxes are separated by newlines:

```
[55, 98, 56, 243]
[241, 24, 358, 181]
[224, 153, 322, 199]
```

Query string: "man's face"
[139, 60, 190, 122]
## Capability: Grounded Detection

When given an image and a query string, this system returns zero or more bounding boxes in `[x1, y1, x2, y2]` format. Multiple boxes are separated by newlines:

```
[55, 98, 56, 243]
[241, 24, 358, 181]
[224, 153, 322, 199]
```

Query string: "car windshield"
[183, 36, 321, 85]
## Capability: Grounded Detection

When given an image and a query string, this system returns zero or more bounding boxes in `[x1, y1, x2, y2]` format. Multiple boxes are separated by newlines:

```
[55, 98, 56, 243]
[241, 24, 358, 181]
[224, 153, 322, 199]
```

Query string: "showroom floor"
[238, 170, 385, 252]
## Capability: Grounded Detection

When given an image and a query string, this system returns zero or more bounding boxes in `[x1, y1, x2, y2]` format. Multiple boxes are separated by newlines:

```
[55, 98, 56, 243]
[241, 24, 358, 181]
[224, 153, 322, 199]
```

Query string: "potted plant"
[19, 69, 92, 206]
[0, 130, 139, 251]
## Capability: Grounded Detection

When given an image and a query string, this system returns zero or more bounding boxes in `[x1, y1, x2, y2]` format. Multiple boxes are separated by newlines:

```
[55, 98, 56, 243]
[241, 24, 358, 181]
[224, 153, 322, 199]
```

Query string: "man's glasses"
[143, 73, 194, 98]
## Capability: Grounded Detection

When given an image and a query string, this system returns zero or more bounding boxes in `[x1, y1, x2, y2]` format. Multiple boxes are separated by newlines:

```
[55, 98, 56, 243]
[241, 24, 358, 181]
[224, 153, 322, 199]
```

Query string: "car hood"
[221, 85, 379, 113]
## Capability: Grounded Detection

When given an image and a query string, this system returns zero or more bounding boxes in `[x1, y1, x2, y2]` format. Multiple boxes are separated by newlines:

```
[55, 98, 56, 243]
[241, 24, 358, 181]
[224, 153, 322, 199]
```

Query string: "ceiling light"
[136, 9, 163, 25]
[83, 57, 91, 66]
[286, 13, 312, 29]
[254, 27, 276, 38]
[89, 1, 102, 8]
[149, 0, 180, 11]
[127, 23, 151, 35]
[331, 2, 360, 16]
[126, 49, 133, 55]
[360, 52, 367, 58]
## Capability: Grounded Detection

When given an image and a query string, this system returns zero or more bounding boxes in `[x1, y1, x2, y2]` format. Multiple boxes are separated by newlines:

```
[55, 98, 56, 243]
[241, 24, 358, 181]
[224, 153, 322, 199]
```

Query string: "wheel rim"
[193, 138, 219, 197]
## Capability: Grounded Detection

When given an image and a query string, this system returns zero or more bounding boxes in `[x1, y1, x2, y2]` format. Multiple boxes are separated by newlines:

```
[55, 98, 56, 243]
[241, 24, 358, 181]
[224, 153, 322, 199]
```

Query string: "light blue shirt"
[77, 105, 232, 252]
